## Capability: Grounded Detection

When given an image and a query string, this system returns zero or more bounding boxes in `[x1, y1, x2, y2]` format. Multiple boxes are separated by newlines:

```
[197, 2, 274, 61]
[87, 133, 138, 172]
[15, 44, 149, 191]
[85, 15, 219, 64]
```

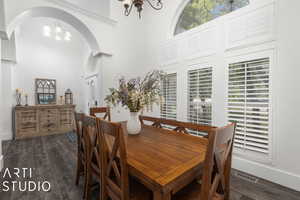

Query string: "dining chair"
[83, 115, 101, 200]
[74, 112, 85, 185]
[139, 115, 216, 137]
[97, 119, 152, 200]
[74, 112, 88, 198]
[172, 123, 236, 200]
[90, 107, 111, 121]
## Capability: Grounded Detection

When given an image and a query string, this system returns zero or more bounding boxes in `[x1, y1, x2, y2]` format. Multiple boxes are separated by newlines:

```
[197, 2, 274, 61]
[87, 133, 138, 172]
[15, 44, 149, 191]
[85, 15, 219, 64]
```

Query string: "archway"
[0, 6, 103, 140]
[6, 6, 100, 54]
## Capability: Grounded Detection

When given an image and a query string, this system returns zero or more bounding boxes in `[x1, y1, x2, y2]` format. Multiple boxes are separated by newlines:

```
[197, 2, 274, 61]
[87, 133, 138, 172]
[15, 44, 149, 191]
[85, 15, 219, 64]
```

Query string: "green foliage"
[175, 0, 250, 35]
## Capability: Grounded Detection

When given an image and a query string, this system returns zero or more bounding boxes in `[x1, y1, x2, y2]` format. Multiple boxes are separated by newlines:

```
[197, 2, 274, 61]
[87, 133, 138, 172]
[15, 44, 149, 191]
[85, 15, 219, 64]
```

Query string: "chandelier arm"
[125, 3, 134, 16]
[145, 0, 163, 10]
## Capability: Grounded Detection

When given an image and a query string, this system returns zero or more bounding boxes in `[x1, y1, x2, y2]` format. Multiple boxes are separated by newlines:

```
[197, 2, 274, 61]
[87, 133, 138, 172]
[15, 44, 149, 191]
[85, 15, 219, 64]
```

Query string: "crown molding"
[45, 0, 117, 26]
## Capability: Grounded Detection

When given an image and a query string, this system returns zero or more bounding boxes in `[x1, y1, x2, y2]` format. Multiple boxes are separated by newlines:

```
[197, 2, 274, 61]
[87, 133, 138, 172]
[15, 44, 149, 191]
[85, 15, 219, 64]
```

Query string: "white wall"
[275, 0, 300, 184]
[0, 39, 3, 171]
[14, 17, 89, 106]
[0, 0, 5, 38]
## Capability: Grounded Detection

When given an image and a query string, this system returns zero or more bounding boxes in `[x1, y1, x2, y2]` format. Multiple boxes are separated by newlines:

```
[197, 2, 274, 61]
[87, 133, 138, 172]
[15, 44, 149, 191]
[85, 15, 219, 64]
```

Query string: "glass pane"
[174, 0, 250, 35]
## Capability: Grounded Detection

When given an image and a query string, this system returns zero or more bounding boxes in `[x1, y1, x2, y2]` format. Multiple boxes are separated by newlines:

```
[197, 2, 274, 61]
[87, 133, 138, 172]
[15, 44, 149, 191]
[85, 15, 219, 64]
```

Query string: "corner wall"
[0, 38, 4, 171]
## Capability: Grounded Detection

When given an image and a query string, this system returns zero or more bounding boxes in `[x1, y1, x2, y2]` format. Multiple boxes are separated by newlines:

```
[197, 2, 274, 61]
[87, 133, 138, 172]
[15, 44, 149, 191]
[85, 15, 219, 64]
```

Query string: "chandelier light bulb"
[123, 0, 132, 7]
[193, 97, 202, 104]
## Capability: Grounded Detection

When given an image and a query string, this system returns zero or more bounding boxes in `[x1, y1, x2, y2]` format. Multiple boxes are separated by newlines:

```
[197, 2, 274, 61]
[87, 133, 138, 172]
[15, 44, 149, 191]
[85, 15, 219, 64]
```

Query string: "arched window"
[174, 0, 250, 35]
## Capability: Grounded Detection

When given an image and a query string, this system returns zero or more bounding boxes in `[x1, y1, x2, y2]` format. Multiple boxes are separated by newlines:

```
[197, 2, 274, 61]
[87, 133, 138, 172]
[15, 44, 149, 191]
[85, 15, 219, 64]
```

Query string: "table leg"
[153, 190, 171, 200]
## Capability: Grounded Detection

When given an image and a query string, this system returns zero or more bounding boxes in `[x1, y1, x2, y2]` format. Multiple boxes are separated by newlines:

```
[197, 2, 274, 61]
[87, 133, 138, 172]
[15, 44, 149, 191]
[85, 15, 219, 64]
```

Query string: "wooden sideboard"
[13, 105, 75, 139]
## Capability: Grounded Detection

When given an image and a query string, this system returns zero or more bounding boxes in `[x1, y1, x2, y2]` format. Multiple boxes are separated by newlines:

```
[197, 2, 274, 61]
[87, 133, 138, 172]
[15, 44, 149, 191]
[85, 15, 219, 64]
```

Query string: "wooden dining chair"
[83, 116, 101, 200]
[90, 107, 111, 121]
[172, 123, 236, 200]
[74, 112, 88, 198]
[139, 115, 216, 137]
[97, 119, 152, 200]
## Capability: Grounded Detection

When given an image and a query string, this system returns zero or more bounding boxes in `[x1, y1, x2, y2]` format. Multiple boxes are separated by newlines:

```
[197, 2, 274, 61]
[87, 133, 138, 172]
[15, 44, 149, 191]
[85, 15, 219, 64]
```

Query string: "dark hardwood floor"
[0, 134, 299, 200]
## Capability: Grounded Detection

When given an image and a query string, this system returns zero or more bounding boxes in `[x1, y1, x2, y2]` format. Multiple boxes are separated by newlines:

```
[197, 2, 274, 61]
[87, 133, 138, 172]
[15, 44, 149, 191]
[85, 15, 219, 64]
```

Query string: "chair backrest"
[139, 115, 216, 136]
[200, 123, 236, 200]
[82, 116, 98, 159]
[90, 107, 111, 121]
[97, 119, 129, 200]
[74, 112, 86, 158]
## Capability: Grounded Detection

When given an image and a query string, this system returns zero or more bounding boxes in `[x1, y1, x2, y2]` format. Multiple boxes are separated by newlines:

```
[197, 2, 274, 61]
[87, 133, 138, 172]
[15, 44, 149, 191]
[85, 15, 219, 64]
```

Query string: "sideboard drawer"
[15, 109, 38, 138]
[39, 109, 58, 117]
[40, 122, 58, 133]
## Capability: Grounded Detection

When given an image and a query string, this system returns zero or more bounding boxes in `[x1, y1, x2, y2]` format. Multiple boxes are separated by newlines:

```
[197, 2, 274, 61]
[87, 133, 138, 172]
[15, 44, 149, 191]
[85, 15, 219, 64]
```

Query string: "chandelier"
[119, 0, 163, 18]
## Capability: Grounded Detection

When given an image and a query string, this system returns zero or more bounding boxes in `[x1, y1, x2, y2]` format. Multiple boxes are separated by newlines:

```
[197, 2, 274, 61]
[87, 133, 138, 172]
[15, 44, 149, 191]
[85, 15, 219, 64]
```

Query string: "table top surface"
[120, 124, 208, 188]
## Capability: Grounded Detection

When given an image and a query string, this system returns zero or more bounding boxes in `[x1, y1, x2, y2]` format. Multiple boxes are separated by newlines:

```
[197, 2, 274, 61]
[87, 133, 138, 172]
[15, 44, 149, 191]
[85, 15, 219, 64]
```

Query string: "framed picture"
[35, 79, 57, 105]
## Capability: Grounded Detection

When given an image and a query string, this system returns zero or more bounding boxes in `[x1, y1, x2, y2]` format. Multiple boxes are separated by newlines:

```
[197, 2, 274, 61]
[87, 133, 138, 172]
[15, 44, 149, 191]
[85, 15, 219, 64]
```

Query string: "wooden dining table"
[114, 123, 209, 200]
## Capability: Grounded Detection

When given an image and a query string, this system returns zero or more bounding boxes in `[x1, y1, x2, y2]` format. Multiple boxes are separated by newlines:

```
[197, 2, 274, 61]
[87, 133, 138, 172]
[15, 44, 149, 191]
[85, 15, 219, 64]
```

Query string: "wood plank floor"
[0, 134, 299, 200]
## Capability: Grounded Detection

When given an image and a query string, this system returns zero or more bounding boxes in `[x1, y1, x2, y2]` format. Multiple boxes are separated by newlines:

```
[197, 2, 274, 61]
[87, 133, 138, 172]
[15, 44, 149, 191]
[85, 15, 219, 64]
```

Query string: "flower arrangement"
[105, 70, 166, 113]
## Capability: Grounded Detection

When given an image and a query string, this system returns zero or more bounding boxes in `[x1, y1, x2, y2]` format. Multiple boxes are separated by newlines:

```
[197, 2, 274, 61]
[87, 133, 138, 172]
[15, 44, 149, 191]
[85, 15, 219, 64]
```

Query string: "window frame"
[185, 63, 214, 137]
[173, 0, 251, 36]
[225, 49, 274, 164]
[160, 72, 178, 120]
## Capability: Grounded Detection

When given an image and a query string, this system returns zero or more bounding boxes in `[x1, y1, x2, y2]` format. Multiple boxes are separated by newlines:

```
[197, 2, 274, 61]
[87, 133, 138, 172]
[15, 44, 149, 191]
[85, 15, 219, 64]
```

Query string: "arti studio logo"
[0, 168, 51, 192]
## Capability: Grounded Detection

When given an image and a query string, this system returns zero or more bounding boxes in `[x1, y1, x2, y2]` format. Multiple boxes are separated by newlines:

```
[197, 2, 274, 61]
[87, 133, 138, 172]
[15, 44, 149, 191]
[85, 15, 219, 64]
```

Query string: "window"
[175, 0, 250, 35]
[161, 73, 177, 120]
[188, 67, 212, 133]
[228, 58, 270, 155]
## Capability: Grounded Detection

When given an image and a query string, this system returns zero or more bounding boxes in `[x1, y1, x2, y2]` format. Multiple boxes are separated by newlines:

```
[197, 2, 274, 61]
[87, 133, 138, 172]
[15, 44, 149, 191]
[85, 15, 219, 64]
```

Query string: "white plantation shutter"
[188, 67, 212, 130]
[228, 58, 270, 155]
[161, 73, 177, 120]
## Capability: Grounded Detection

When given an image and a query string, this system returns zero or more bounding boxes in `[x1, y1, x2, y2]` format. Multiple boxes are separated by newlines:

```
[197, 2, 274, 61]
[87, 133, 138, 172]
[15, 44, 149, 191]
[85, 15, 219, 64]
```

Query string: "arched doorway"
[0, 6, 102, 140]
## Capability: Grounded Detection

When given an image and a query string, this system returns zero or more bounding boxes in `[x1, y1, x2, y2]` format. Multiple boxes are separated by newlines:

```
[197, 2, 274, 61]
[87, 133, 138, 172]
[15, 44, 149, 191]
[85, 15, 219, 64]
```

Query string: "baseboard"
[233, 156, 300, 192]
[0, 131, 13, 141]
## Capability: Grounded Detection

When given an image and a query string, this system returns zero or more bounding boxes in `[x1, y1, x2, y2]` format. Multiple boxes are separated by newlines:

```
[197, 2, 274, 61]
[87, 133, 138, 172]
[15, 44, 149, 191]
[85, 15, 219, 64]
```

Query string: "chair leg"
[75, 159, 83, 185]
[83, 165, 87, 199]
[85, 165, 92, 200]
[224, 150, 233, 200]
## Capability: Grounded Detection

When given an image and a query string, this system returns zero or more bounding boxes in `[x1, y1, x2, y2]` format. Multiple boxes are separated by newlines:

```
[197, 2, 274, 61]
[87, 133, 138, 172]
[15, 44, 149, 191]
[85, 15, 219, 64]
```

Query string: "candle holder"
[25, 95, 28, 106]
[15, 89, 22, 106]
[60, 96, 64, 105]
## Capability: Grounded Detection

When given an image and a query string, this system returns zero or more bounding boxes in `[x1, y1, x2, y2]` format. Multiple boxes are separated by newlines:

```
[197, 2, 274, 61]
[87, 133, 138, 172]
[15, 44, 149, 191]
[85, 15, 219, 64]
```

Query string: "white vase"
[126, 112, 141, 135]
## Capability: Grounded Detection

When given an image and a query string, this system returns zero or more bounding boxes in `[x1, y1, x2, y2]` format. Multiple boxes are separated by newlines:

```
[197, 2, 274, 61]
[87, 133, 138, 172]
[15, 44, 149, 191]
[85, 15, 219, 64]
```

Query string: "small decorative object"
[15, 88, 22, 106]
[65, 89, 73, 105]
[105, 70, 165, 135]
[24, 93, 29, 106]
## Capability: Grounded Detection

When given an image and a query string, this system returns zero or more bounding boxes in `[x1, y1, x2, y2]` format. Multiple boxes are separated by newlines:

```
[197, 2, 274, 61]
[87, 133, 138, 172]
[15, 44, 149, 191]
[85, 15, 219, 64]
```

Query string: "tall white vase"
[126, 112, 141, 135]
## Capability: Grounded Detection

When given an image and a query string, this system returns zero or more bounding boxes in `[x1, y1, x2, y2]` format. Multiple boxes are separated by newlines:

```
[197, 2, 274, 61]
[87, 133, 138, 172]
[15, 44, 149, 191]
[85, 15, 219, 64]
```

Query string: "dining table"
[111, 123, 210, 200]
